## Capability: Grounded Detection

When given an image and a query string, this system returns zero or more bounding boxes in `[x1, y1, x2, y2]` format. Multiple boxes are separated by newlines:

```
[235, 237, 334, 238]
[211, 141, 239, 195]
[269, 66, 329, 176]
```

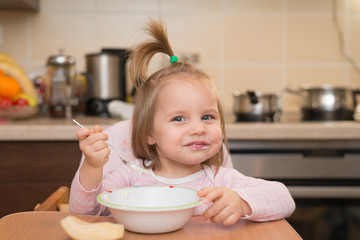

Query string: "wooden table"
[0, 211, 302, 240]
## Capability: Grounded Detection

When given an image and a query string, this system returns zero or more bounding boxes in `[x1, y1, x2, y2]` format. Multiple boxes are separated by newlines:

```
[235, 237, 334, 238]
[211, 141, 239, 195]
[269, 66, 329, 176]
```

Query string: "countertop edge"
[2, 118, 360, 141]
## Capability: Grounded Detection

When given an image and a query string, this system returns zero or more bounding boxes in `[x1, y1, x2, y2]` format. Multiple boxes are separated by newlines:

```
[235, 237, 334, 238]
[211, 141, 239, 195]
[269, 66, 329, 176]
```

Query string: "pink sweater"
[69, 120, 295, 222]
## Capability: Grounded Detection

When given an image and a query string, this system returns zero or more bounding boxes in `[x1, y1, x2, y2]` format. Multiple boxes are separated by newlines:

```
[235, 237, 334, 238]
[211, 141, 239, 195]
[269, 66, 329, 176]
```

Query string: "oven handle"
[288, 186, 360, 199]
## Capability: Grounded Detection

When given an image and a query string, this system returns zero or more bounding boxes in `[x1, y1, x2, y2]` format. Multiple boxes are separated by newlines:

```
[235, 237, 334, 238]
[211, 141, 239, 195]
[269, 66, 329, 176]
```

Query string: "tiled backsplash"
[1, 0, 360, 113]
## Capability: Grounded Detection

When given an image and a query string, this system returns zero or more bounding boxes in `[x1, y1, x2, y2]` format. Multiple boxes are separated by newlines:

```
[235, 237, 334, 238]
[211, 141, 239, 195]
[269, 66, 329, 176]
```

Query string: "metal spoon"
[72, 119, 150, 174]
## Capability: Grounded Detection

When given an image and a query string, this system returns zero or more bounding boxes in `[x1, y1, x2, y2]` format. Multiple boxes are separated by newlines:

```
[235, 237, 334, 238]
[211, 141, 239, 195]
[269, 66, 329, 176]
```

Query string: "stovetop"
[230, 111, 357, 123]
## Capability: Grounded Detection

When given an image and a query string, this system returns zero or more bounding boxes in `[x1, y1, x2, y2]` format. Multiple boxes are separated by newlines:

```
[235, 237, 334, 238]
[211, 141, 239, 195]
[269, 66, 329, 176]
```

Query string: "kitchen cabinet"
[0, 0, 39, 11]
[0, 141, 80, 217]
[0, 116, 118, 218]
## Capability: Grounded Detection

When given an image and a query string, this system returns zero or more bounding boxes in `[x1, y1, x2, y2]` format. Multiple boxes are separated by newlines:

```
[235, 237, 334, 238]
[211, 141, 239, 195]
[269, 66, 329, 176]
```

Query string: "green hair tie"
[170, 55, 178, 63]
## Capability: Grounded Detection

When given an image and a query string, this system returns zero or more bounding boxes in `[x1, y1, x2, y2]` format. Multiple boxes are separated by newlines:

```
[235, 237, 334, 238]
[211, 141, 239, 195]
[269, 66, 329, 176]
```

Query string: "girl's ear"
[147, 135, 156, 145]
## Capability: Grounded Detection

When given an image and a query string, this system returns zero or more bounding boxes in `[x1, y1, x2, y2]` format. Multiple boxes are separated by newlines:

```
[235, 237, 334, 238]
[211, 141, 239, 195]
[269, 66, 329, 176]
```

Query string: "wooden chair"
[34, 186, 69, 212]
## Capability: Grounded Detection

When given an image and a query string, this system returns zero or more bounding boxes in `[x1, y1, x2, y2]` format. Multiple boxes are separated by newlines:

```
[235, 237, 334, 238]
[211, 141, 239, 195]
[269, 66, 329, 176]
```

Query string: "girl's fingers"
[222, 214, 239, 226]
[210, 205, 239, 225]
[76, 127, 92, 141]
[77, 125, 110, 169]
[197, 187, 212, 197]
[88, 138, 109, 152]
[202, 194, 227, 220]
[83, 132, 108, 146]
[92, 125, 102, 133]
[84, 147, 111, 168]
[76, 125, 105, 142]
[91, 147, 110, 161]
[198, 187, 223, 204]
[82, 139, 109, 158]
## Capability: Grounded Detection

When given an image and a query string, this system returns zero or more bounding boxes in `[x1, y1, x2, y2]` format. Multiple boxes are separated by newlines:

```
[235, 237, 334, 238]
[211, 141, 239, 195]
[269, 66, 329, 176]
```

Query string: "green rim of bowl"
[96, 185, 203, 211]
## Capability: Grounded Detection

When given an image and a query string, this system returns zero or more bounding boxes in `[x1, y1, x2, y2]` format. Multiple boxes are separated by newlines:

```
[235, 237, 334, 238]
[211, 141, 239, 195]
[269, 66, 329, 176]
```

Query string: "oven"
[229, 139, 360, 240]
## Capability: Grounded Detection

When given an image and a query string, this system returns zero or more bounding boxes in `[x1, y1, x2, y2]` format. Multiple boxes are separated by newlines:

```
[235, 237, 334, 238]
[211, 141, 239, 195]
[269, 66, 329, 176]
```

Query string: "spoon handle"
[72, 119, 84, 128]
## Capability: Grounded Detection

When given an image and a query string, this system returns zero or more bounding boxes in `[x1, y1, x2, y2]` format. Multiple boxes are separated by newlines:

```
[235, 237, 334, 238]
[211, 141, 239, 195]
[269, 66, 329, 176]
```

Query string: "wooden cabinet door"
[0, 141, 81, 217]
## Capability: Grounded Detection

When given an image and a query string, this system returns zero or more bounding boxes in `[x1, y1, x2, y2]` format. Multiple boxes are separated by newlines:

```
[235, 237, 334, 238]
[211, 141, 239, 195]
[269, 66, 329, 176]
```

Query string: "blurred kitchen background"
[2, 1, 360, 240]
[1, 0, 360, 116]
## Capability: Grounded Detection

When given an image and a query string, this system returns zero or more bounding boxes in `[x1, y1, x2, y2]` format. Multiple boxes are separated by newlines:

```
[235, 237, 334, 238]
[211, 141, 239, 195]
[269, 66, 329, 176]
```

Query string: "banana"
[60, 216, 124, 240]
[0, 54, 37, 105]
[0, 52, 19, 66]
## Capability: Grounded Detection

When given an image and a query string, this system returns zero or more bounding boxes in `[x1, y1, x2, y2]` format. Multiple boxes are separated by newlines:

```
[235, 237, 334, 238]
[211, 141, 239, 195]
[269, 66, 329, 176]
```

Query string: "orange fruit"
[0, 70, 22, 98]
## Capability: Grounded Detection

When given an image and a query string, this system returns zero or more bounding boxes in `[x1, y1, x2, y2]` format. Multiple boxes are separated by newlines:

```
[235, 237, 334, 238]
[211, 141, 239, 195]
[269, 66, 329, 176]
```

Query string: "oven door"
[230, 152, 360, 198]
[229, 140, 360, 240]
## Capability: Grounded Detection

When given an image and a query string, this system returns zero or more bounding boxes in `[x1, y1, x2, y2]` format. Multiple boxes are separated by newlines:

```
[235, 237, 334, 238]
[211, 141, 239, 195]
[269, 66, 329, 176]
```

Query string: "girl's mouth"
[186, 142, 209, 150]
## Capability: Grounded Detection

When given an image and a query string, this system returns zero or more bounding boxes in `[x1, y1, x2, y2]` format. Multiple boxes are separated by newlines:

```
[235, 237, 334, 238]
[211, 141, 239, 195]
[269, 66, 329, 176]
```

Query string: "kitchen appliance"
[229, 139, 360, 240]
[46, 50, 92, 118]
[46, 49, 76, 118]
[287, 85, 357, 121]
[233, 90, 281, 122]
[85, 48, 129, 117]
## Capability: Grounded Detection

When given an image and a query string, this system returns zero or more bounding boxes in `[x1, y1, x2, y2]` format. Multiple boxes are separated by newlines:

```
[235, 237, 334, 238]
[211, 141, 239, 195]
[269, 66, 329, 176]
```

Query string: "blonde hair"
[129, 19, 228, 170]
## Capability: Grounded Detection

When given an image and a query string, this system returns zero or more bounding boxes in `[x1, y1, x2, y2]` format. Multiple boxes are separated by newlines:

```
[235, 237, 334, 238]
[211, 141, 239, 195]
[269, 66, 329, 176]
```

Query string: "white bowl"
[97, 185, 202, 234]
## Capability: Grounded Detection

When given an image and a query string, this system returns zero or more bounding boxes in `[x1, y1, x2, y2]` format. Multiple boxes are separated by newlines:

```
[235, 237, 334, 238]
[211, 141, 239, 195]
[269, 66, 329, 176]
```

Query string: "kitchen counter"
[2, 115, 360, 141]
[225, 121, 360, 140]
[0, 116, 119, 141]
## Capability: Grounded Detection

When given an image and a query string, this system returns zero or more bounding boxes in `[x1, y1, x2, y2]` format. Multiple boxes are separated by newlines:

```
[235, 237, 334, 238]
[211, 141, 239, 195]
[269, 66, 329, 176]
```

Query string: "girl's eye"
[173, 116, 185, 122]
[202, 115, 213, 121]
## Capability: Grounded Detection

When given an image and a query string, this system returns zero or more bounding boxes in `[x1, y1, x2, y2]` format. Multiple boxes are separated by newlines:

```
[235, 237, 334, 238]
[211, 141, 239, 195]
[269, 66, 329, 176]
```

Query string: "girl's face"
[148, 77, 223, 173]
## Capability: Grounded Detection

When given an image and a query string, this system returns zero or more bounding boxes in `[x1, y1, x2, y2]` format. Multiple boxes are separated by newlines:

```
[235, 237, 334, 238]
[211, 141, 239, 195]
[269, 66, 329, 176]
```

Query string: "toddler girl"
[70, 19, 295, 225]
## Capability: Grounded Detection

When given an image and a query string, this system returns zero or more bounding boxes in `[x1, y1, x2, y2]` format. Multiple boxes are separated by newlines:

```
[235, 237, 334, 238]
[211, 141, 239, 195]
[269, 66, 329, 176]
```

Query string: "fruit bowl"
[97, 185, 202, 234]
[0, 105, 38, 119]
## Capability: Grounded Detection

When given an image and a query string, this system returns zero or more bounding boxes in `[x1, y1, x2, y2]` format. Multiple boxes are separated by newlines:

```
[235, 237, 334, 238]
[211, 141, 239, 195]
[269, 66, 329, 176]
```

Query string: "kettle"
[85, 48, 129, 117]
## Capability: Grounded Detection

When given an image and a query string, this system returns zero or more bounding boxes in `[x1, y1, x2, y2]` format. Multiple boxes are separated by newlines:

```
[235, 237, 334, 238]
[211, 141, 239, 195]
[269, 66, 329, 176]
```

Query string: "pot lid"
[47, 48, 76, 66]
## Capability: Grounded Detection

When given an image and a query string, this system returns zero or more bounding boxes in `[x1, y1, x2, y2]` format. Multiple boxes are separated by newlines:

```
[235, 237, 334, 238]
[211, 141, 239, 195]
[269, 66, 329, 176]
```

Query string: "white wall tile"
[224, 0, 283, 15]
[0, 12, 30, 67]
[96, 0, 159, 13]
[224, 16, 283, 62]
[1, 0, 360, 114]
[41, 0, 96, 12]
[31, 13, 97, 71]
[287, 17, 343, 62]
[161, 0, 221, 14]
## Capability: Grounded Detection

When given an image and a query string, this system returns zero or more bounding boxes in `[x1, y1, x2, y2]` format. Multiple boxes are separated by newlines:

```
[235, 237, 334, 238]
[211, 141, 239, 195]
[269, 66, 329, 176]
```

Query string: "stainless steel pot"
[233, 90, 281, 122]
[286, 84, 356, 121]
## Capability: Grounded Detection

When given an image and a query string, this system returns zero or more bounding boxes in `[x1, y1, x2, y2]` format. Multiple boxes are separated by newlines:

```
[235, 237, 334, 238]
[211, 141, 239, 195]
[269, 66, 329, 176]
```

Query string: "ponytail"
[129, 19, 175, 91]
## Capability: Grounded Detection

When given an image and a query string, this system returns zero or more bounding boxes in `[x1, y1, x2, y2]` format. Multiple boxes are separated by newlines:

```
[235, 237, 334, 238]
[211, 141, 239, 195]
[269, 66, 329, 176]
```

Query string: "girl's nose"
[190, 122, 206, 135]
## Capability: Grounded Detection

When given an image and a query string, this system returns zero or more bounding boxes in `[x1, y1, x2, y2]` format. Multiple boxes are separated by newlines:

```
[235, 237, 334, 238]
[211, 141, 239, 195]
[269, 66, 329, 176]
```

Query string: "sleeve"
[69, 169, 110, 216]
[218, 168, 295, 222]
[69, 160, 136, 216]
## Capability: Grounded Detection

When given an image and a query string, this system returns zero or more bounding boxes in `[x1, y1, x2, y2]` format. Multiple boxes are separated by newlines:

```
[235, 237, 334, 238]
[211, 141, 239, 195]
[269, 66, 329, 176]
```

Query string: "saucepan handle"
[285, 86, 301, 95]
[246, 90, 258, 104]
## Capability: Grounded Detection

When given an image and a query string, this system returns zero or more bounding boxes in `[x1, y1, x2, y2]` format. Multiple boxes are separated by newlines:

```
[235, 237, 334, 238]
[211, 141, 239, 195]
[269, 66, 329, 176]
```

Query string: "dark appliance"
[229, 139, 360, 240]
[85, 48, 129, 117]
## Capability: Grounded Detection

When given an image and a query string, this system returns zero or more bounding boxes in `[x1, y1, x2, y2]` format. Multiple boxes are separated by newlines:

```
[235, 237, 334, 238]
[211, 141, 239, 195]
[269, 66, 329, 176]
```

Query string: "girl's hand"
[76, 125, 110, 169]
[197, 187, 252, 226]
